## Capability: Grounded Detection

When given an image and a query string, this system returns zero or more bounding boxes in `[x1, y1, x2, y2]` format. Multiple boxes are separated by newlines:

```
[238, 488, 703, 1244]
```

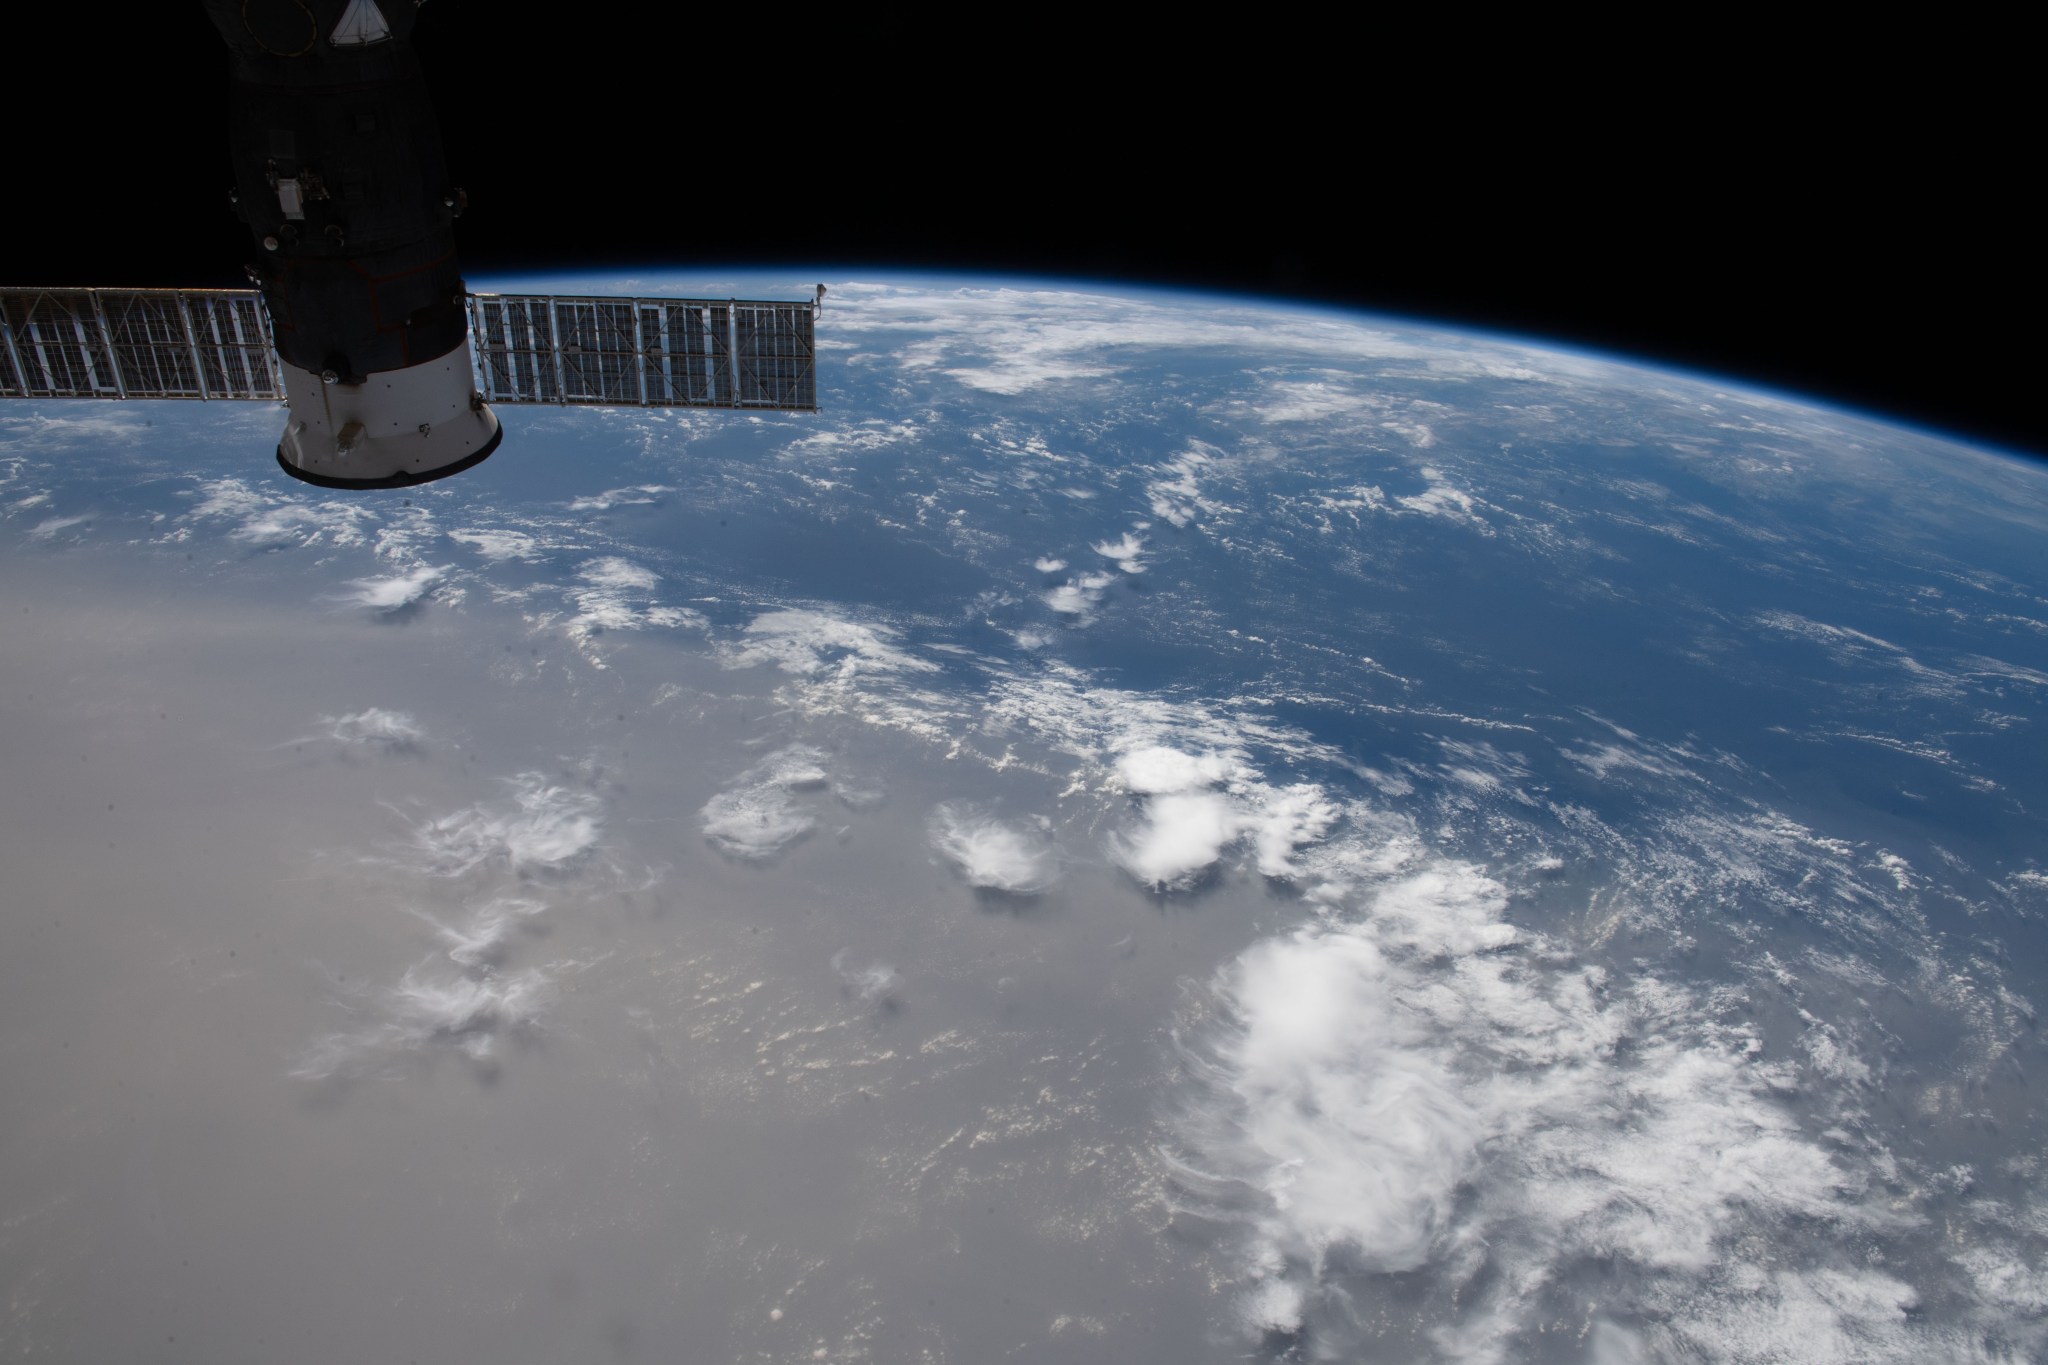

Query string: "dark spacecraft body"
[202, 0, 498, 487]
[0, 1, 819, 487]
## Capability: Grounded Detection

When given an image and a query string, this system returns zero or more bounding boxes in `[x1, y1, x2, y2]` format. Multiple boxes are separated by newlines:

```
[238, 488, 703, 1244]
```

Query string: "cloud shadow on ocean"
[969, 883, 1056, 917]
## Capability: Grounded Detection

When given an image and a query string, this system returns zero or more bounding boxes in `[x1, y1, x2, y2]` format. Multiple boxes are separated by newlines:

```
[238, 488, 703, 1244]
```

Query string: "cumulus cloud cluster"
[722, 609, 939, 682]
[1043, 571, 1117, 617]
[1170, 851, 1942, 1361]
[405, 773, 603, 877]
[1108, 745, 1337, 891]
[1091, 532, 1147, 574]
[188, 477, 375, 550]
[700, 746, 840, 861]
[294, 735, 618, 1084]
[560, 556, 703, 656]
[928, 803, 1060, 894]
[298, 770, 590, 1085]
[1146, 444, 1232, 529]
[1028, 527, 1149, 618]
[296, 896, 553, 1082]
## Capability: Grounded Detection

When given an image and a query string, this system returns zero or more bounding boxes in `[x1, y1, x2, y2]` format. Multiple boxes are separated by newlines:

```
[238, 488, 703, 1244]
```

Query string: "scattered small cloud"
[568, 484, 671, 512]
[320, 708, 424, 754]
[831, 949, 899, 1004]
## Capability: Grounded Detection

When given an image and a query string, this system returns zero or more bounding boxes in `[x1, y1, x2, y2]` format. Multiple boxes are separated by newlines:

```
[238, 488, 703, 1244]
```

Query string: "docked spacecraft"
[0, 0, 818, 489]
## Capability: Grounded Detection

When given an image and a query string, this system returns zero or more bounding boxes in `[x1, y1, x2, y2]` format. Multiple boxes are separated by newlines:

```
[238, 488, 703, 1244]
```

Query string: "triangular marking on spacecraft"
[330, 0, 392, 46]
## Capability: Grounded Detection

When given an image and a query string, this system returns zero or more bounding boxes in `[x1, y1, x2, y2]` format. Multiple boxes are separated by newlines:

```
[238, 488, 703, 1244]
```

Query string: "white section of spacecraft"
[276, 350, 500, 485]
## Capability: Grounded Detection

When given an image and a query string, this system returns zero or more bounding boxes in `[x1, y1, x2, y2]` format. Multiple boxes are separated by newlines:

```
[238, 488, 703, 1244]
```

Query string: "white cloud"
[929, 803, 1060, 894]
[543, 555, 704, 660]
[1033, 556, 1068, 574]
[831, 949, 899, 1003]
[1252, 378, 1382, 423]
[1092, 533, 1147, 574]
[403, 896, 546, 972]
[387, 966, 549, 1056]
[1172, 854, 1928, 1361]
[579, 556, 658, 591]
[1110, 790, 1241, 890]
[1045, 571, 1117, 617]
[820, 282, 1582, 400]
[320, 708, 424, 752]
[723, 609, 939, 680]
[297, 892, 557, 1083]
[448, 528, 540, 560]
[0, 409, 154, 451]
[701, 746, 833, 861]
[1754, 611, 1959, 696]
[1146, 445, 1233, 529]
[567, 484, 671, 512]
[404, 773, 602, 877]
[188, 477, 377, 550]
[1114, 746, 1235, 794]
[1242, 784, 1342, 879]
[333, 563, 448, 614]
[1104, 746, 1335, 889]
[27, 513, 88, 539]
[295, 962, 551, 1081]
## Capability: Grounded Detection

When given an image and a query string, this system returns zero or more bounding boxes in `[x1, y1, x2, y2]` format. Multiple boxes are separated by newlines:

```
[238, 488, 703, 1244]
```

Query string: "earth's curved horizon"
[4, 271, 2046, 1364]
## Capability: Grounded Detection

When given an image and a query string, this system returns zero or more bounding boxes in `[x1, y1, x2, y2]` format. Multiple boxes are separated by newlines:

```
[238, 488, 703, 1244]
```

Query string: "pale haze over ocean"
[4, 275, 2047, 1363]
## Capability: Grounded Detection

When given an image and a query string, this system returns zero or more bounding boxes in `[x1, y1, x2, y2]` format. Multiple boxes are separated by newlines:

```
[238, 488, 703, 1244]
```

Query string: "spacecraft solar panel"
[467, 294, 817, 411]
[0, 288, 283, 402]
[2, 288, 817, 413]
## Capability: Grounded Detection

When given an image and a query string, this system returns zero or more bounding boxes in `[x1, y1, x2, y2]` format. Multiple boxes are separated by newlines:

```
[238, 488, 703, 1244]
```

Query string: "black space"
[14, 12, 2039, 460]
